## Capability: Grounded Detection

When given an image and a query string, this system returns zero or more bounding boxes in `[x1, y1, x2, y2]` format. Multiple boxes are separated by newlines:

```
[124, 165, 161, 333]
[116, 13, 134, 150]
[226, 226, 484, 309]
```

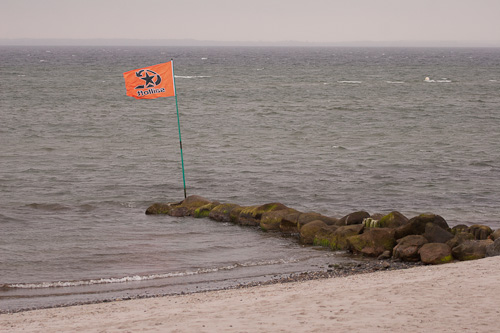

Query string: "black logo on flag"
[135, 69, 162, 89]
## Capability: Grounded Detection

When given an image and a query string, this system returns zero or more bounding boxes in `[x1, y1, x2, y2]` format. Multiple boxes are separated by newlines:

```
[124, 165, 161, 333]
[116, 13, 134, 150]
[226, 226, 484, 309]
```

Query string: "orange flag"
[123, 61, 175, 99]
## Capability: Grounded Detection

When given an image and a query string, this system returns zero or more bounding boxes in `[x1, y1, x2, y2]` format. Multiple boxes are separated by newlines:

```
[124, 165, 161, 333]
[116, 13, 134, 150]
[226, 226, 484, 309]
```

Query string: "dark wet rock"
[169, 206, 190, 217]
[446, 232, 475, 249]
[339, 211, 370, 225]
[486, 238, 500, 257]
[419, 243, 453, 265]
[395, 214, 449, 240]
[148, 195, 214, 217]
[452, 239, 493, 261]
[393, 235, 428, 262]
[370, 213, 385, 221]
[378, 211, 409, 229]
[208, 203, 242, 222]
[468, 224, 493, 240]
[423, 223, 454, 243]
[451, 224, 469, 235]
[260, 208, 301, 232]
[300, 220, 328, 245]
[348, 228, 396, 257]
[297, 212, 339, 229]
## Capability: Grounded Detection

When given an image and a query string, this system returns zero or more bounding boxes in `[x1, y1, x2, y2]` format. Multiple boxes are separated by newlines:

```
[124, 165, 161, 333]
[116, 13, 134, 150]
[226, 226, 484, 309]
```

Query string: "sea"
[1, 45, 499, 313]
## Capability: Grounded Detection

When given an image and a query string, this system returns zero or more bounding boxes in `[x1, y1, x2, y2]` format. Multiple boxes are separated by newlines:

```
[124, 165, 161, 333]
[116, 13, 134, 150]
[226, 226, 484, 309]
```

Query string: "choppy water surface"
[1, 46, 499, 312]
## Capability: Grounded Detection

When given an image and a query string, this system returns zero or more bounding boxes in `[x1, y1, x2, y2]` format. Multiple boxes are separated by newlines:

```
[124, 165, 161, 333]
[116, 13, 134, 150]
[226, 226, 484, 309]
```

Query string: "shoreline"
[1, 257, 422, 314]
[2, 256, 498, 332]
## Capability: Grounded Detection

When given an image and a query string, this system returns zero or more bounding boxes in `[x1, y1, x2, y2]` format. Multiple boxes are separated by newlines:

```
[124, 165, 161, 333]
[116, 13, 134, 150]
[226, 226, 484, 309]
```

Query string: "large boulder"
[145, 202, 177, 215]
[319, 224, 365, 250]
[300, 220, 328, 245]
[418, 243, 453, 265]
[348, 228, 396, 257]
[393, 235, 428, 262]
[452, 239, 493, 261]
[148, 195, 214, 217]
[378, 211, 409, 228]
[446, 232, 475, 249]
[260, 208, 301, 232]
[486, 238, 500, 257]
[468, 224, 493, 240]
[297, 212, 339, 230]
[193, 202, 220, 218]
[208, 203, 242, 222]
[423, 223, 454, 243]
[237, 203, 288, 227]
[395, 214, 449, 239]
[313, 225, 339, 247]
[339, 211, 370, 225]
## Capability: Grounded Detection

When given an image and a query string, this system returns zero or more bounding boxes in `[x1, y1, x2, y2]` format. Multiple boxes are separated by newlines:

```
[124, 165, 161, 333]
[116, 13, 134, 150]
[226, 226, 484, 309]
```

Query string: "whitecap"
[386, 81, 405, 84]
[337, 80, 362, 84]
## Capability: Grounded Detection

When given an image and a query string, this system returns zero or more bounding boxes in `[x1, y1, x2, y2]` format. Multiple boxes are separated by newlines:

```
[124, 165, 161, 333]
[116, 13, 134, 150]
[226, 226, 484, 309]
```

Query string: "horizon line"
[1, 38, 500, 48]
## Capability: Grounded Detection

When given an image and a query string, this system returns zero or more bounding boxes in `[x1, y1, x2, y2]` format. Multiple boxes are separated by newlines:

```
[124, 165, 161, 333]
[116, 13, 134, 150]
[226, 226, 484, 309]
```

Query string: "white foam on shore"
[7, 258, 298, 289]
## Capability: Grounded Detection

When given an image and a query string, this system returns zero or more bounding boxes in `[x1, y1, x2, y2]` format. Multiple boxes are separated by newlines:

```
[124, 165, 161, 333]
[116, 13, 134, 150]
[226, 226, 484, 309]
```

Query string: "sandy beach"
[2, 256, 499, 332]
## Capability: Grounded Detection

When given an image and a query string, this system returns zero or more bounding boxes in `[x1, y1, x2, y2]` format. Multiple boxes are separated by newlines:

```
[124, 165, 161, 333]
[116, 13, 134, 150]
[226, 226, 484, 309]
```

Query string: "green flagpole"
[171, 59, 187, 199]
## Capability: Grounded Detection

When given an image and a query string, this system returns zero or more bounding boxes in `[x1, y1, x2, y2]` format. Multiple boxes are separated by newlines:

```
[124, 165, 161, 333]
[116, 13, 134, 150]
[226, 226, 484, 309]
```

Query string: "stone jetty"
[146, 195, 500, 265]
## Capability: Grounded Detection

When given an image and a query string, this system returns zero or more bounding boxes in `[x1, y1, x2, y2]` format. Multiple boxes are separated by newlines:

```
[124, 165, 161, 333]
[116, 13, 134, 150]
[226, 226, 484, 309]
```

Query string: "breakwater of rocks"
[146, 195, 500, 265]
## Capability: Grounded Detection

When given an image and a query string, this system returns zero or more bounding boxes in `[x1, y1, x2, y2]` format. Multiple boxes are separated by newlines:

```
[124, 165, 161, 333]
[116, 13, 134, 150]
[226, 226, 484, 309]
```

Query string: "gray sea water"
[1, 46, 499, 312]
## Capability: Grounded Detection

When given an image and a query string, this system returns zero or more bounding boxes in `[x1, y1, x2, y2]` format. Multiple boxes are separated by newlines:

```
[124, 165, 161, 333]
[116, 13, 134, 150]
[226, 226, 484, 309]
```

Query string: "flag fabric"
[123, 61, 175, 99]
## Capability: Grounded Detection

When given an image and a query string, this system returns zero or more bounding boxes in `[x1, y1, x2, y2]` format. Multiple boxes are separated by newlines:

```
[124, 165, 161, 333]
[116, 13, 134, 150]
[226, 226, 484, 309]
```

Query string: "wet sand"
[1, 256, 498, 332]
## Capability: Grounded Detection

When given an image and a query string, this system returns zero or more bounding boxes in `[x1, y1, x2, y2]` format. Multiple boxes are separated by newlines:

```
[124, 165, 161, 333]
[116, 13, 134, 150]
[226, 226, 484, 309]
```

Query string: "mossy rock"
[145, 202, 176, 215]
[237, 203, 288, 226]
[208, 203, 242, 222]
[446, 232, 475, 249]
[451, 224, 469, 235]
[418, 243, 453, 265]
[297, 212, 339, 230]
[260, 208, 301, 232]
[193, 202, 220, 218]
[468, 224, 493, 240]
[393, 235, 428, 262]
[300, 220, 328, 245]
[313, 225, 339, 248]
[395, 213, 449, 240]
[378, 211, 409, 228]
[338, 211, 370, 225]
[348, 228, 396, 257]
[491, 229, 500, 241]
[452, 239, 493, 261]
[315, 224, 364, 251]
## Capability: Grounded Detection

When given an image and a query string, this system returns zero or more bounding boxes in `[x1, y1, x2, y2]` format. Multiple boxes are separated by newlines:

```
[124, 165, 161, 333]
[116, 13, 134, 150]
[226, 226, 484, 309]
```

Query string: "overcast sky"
[2, 0, 500, 44]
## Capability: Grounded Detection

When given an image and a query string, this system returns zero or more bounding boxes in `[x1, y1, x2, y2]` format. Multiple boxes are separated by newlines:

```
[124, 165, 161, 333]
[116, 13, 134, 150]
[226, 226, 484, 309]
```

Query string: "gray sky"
[2, 0, 500, 44]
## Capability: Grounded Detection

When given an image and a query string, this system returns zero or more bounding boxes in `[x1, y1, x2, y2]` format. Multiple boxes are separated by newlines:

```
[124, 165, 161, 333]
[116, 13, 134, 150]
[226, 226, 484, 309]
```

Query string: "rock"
[468, 224, 493, 240]
[193, 202, 220, 218]
[378, 211, 409, 228]
[145, 202, 177, 215]
[313, 225, 339, 247]
[208, 203, 241, 222]
[297, 212, 339, 230]
[237, 203, 288, 227]
[423, 223, 454, 243]
[377, 250, 392, 260]
[339, 211, 370, 225]
[486, 238, 500, 257]
[370, 213, 385, 221]
[169, 206, 190, 217]
[395, 214, 449, 239]
[451, 224, 469, 235]
[418, 243, 453, 265]
[300, 220, 328, 245]
[347, 228, 396, 257]
[323, 224, 365, 251]
[452, 239, 493, 261]
[362, 218, 379, 228]
[393, 235, 428, 262]
[491, 229, 500, 241]
[446, 232, 475, 249]
[260, 208, 301, 232]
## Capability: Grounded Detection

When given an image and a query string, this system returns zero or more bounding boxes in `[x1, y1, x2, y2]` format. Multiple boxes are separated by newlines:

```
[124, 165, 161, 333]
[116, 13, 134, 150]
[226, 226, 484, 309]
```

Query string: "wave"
[337, 80, 362, 84]
[424, 77, 452, 83]
[4, 258, 300, 290]
[386, 81, 405, 84]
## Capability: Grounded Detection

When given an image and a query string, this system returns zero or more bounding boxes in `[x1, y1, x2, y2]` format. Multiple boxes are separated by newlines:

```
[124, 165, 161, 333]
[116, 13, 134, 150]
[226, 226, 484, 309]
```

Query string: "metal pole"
[171, 59, 187, 199]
